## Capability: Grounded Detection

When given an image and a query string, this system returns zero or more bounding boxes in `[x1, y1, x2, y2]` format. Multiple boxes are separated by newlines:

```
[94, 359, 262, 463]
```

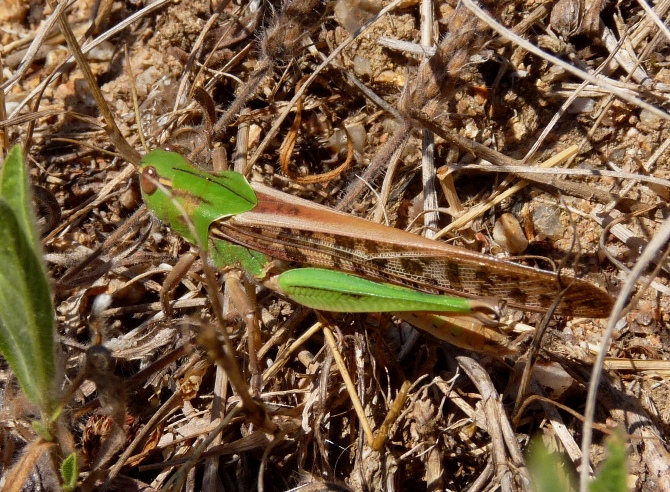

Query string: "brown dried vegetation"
[1, 0, 670, 490]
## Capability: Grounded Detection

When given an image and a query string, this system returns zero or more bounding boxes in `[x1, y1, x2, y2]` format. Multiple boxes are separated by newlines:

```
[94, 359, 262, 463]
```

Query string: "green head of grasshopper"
[139, 149, 258, 251]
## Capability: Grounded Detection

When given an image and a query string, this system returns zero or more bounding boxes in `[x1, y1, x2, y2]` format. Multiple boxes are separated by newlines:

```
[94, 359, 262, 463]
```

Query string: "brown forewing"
[208, 183, 614, 318]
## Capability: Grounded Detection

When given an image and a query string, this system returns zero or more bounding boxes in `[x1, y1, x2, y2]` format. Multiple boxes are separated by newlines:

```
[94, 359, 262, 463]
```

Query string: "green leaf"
[527, 436, 576, 492]
[60, 453, 79, 492]
[589, 429, 628, 492]
[0, 145, 39, 246]
[0, 146, 55, 409]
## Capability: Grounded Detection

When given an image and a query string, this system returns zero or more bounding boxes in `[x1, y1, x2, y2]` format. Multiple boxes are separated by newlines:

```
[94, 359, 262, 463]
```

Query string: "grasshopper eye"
[140, 166, 158, 195]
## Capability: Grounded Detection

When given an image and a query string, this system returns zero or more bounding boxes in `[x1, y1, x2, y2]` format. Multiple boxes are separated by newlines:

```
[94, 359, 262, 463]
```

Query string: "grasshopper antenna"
[48, 0, 141, 166]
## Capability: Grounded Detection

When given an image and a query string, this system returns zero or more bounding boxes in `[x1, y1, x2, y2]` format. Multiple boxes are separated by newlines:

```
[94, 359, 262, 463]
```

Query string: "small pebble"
[636, 311, 653, 326]
[532, 204, 566, 240]
[493, 213, 528, 254]
[639, 109, 664, 130]
[568, 98, 595, 114]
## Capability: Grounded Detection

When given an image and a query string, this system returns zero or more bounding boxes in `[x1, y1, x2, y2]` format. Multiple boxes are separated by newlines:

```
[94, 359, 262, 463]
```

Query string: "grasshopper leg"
[160, 252, 197, 316]
[224, 271, 263, 396]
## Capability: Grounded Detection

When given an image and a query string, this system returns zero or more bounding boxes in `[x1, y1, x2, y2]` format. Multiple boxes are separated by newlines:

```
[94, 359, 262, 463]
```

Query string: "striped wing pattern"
[209, 184, 613, 318]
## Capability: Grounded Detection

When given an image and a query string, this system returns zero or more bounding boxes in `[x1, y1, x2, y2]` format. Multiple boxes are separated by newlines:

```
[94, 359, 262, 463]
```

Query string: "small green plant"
[60, 452, 79, 492]
[527, 436, 577, 492]
[527, 430, 628, 492]
[0, 145, 78, 488]
[589, 430, 628, 492]
[0, 144, 56, 413]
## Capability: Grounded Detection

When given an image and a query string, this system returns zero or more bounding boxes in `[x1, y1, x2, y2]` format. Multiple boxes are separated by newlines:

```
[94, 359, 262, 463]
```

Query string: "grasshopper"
[139, 148, 613, 356]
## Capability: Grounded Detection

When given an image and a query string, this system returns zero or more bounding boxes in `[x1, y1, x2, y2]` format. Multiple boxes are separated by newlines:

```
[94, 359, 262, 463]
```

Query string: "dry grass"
[1, 0, 670, 490]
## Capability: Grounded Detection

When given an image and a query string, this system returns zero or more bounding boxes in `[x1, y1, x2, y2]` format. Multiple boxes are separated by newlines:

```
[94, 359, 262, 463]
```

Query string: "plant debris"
[1, 0, 670, 490]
